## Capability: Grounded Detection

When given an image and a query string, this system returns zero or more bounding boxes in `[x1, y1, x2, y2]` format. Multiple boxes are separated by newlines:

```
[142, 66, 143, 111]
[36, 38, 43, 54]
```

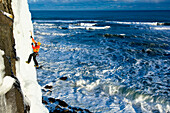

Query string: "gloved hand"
[30, 36, 33, 39]
[31, 43, 33, 45]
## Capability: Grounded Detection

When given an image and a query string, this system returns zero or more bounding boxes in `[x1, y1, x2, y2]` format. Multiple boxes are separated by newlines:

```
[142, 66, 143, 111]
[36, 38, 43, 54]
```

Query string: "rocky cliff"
[0, 0, 49, 112]
[0, 0, 26, 112]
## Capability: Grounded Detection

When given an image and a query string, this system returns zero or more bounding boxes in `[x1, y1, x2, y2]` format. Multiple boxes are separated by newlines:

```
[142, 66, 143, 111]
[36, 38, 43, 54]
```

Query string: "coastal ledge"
[42, 96, 92, 113]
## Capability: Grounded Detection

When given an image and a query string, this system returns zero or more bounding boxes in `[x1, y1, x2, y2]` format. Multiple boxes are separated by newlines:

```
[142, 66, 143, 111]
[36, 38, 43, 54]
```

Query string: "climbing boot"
[26, 61, 29, 64]
[34, 65, 39, 68]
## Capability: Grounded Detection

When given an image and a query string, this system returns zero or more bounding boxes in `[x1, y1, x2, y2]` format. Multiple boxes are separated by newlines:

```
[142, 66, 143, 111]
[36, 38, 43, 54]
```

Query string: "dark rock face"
[0, 1, 26, 113]
[59, 77, 68, 81]
[43, 96, 92, 113]
[0, 0, 13, 14]
[103, 33, 126, 38]
[44, 85, 53, 89]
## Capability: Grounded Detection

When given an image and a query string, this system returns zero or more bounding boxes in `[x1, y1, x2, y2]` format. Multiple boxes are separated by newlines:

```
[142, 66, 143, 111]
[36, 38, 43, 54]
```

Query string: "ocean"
[30, 10, 170, 113]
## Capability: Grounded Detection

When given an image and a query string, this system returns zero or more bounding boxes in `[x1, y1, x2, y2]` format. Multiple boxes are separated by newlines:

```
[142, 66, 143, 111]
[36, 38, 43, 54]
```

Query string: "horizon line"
[30, 9, 170, 11]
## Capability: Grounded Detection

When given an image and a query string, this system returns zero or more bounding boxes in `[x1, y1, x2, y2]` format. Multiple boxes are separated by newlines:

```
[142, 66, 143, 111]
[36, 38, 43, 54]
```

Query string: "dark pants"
[27, 52, 39, 66]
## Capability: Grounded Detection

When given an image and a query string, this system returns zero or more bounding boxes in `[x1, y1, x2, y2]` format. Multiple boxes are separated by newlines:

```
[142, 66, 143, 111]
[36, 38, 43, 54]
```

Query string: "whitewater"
[31, 10, 170, 113]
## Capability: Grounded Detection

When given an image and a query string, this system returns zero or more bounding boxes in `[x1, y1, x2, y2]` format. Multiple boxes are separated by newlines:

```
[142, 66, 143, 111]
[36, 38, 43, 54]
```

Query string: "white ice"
[0, 76, 15, 95]
[0, 50, 5, 86]
[11, 0, 48, 113]
[0, 50, 15, 95]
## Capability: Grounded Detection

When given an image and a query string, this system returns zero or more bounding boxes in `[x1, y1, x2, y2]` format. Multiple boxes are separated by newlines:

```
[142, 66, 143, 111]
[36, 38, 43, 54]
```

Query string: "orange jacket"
[32, 38, 40, 53]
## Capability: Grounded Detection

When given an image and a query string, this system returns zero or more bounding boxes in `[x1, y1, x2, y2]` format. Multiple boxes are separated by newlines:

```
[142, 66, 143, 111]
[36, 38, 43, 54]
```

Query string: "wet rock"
[64, 110, 71, 113]
[59, 26, 68, 29]
[42, 99, 48, 105]
[43, 96, 92, 113]
[85, 109, 93, 113]
[56, 99, 68, 107]
[71, 107, 83, 112]
[59, 77, 68, 81]
[163, 22, 170, 25]
[48, 97, 57, 103]
[163, 53, 170, 57]
[55, 105, 61, 109]
[103, 33, 125, 38]
[157, 22, 170, 26]
[44, 85, 53, 89]
[42, 89, 46, 92]
[50, 109, 62, 113]
[152, 109, 160, 113]
[77, 108, 83, 112]
[103, 33, 113, 38]
[146, 49, 152, 54]
[142, 49, 145, 53]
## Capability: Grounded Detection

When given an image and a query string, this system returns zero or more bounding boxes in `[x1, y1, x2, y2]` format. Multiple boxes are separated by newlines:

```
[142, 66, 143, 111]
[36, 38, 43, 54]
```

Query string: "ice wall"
[12, 0, 48, 113]
[0, 50, 5, 86]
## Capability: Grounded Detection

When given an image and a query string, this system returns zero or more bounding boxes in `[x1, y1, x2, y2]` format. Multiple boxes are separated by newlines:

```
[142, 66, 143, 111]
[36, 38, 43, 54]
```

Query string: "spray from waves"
[72, 76, 170, 113]
[75, 78, 170, 113]
[33, 19, 170, 32]
[105, 84, 169, 105]
[103, 83, 170, 113]
[33, 20, 111, 30]
[68, 25, 111, 30]
[34, 19, 170, 27]
[76, 23, 97, 27]
[73, 63, 169, 107]
[68, 22, 110, 30]
[35, 31, 69, 36]
[108, 21, 158, 26]
[150, 26, 170, 30]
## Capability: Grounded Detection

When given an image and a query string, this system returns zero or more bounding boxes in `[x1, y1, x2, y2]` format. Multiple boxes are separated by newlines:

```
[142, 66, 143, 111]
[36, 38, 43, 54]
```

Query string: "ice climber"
[26, 33, 41, 68]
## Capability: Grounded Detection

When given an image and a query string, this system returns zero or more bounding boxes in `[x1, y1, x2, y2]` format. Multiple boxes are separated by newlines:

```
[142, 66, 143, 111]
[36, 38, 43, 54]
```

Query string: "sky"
[28, 0, 170, 10]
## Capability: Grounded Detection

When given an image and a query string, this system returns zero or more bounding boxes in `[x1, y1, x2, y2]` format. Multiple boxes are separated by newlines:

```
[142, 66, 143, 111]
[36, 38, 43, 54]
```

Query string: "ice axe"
[29, 31, 33, 38]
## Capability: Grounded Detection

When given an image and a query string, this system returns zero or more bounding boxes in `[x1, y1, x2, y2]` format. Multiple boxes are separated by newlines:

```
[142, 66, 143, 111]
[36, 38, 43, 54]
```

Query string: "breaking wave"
[68, 25, 110, 30]
[150, 26, 170, 30]
[32, 15, 170, 112]
[107, 21, 170, 26]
